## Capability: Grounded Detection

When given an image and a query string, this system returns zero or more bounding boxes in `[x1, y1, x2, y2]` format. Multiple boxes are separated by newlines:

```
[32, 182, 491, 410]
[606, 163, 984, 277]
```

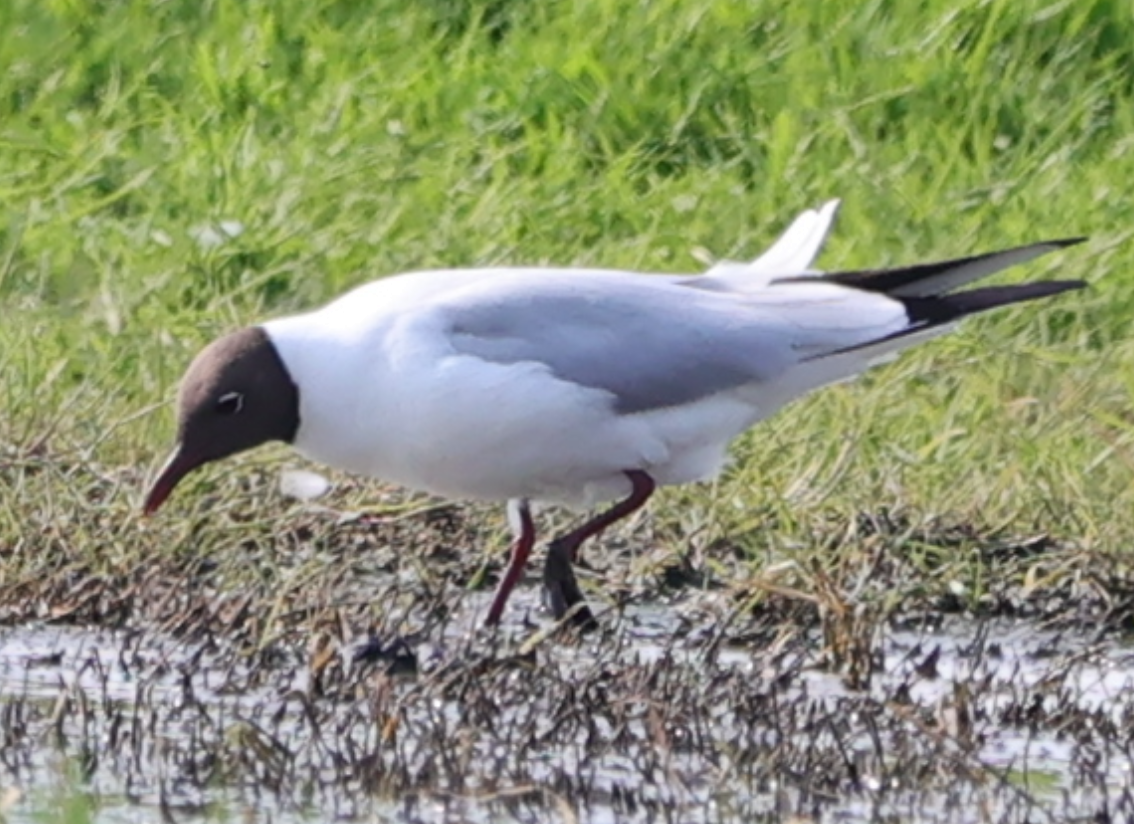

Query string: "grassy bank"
[0, 0, 1131, 630]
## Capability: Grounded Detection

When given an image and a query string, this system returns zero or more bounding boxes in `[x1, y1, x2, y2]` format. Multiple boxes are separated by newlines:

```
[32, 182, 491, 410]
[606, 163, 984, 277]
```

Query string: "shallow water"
[1, 610, 1133, 823]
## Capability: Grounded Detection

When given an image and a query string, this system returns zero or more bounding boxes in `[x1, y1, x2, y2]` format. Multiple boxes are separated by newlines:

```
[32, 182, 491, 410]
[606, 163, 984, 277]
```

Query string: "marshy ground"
[4, 456, 1134, 822]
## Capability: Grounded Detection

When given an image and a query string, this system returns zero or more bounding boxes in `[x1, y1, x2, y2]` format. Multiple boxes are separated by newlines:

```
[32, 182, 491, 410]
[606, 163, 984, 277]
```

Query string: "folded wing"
[439, 235, 1085, 417]
[441, 275, 908, 415]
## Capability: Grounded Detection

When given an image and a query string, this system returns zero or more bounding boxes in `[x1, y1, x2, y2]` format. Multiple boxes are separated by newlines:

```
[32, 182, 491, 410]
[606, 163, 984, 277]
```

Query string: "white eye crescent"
[216, 391, 244, 415]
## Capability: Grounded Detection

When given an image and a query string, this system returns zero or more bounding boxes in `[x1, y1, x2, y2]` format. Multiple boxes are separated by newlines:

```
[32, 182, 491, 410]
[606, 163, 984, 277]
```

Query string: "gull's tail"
[690, 199, 842, 292]
[747, 199, 842, 275]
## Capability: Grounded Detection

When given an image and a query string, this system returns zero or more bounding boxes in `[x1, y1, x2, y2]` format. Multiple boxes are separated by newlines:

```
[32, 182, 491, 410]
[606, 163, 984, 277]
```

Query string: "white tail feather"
[689, 199, 841, 293]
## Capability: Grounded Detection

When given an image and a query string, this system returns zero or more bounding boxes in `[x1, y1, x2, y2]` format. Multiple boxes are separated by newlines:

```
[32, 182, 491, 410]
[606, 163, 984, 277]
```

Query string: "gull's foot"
[350, 635, 419, 674]
[542, 539, 598, 631]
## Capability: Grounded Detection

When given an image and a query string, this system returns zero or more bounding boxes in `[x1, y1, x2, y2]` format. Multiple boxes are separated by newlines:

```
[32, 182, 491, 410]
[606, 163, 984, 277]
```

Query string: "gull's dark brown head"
[144, 326, 299, 515]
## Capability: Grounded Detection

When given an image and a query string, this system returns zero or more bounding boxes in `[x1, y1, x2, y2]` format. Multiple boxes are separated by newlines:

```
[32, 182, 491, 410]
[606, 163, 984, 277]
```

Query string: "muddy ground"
[3, 469, 1134, 822]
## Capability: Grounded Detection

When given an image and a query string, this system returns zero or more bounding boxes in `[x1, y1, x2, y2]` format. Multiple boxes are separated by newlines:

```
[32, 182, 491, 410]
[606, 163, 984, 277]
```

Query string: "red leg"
[544, 470, 656, 626]
[484, 499, 535, 626]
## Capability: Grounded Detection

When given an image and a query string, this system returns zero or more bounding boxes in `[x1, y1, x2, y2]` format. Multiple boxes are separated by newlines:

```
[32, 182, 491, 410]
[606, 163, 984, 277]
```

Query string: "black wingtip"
[802, 276, 1085, 363]
[794, 235, 1089, 298]
[905, 279, 1086, 325]
[1048, 237, 1089, 249]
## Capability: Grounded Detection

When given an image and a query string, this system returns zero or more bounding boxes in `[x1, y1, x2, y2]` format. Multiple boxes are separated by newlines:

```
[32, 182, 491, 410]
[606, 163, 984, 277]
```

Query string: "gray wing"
[438, 277, 800, 414]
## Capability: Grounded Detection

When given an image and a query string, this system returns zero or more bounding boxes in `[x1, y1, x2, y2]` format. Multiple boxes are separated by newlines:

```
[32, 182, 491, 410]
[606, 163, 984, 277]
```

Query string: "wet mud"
[2, 607, 1134, 822]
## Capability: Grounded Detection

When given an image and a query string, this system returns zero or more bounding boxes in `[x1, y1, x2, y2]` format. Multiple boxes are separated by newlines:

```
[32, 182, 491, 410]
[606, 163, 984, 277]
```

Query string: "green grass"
[1, 0, 1131, 621]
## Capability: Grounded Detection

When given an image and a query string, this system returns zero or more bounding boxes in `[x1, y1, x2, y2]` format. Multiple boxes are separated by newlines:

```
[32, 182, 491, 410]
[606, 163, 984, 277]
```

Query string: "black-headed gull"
[144, 201, 1085, 628]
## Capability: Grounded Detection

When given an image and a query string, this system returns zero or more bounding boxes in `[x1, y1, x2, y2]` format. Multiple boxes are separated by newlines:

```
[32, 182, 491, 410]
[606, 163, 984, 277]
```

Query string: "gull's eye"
[215, 391, 244, 415]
